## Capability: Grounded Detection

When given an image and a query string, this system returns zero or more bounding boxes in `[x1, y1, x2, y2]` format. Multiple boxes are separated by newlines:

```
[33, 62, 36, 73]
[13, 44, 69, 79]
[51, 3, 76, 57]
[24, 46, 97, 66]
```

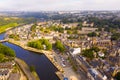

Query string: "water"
[0, 33, 4, 40]
[0, 33, 60, 80]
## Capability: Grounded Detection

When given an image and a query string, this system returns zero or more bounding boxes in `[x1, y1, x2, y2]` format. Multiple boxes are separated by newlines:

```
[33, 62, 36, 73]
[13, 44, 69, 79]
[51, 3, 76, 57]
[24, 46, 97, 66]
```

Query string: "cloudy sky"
[0, 0, 119, 11]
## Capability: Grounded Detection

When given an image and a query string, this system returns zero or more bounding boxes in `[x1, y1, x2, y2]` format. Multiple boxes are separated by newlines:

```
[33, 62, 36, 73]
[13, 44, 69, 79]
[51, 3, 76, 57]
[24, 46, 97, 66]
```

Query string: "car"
[61, 57, 65, 61]
[62, 63, 66, 67]
[64, 77, 68, 80]
[61, 61, 66, 67]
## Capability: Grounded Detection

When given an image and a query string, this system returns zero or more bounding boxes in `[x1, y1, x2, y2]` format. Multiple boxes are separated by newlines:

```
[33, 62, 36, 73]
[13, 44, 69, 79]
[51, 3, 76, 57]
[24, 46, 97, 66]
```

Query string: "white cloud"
[0, 0, 119, 11]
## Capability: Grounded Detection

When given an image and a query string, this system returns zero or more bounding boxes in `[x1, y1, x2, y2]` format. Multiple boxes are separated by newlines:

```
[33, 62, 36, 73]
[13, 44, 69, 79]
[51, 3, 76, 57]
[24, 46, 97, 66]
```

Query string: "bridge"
[0, 39, 8, 43]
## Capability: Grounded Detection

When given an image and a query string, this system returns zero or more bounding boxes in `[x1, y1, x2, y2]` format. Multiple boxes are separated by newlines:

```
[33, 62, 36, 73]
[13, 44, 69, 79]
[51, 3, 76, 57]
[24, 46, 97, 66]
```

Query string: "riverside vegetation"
[0, 43, 15, 62]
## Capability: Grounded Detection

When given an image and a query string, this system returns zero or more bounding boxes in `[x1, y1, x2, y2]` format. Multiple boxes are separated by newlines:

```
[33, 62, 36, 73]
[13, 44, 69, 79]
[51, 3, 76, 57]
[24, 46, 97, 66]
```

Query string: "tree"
[0, 43, 15, 57]
[9, 34, 20, 40]
[73, 30, 78, 34]
[111, 33, 120, 41]
[62, 18, 69, 23]
[43, 39, 52, 50]
[87, 32, 97, 37]
[82, 49, 94, 60]
[31, 23, 37, 32]
[36, 42, 43, 49]
[55, 40, 65, 52]
[67, 30, 72, 34]
[91, 47, 100, 52]
[76, 23, 82, 30]
[30, 65, 35, 72]
[82, 47, 100, 60]
[0, 54, 4, 62]
[46, 43, 52, 50]
[98, 27, 102, 31]
[28, 41, 43, 50]
[27, 38, 52, 50]
[40, 39, 52, 50]
[115, 72, 120, 80]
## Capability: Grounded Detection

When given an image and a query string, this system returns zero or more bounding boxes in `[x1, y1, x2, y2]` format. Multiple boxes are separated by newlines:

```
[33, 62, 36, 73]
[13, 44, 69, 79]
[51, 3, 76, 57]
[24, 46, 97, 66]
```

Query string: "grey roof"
[0, 70, 9, 76]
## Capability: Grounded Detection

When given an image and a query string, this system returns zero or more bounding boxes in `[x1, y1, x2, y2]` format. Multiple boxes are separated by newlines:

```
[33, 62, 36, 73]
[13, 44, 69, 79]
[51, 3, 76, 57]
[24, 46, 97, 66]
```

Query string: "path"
[15, 58, 36, 80]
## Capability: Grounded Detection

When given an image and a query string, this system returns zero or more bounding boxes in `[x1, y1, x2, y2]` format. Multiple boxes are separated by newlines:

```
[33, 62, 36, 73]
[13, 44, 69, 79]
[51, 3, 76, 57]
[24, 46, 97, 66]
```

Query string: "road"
[52, 50, 80, 80]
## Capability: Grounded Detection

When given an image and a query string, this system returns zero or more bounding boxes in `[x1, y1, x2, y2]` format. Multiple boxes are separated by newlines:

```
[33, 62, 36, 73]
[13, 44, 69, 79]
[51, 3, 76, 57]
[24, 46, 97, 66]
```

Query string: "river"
[0, 33, 60, 80]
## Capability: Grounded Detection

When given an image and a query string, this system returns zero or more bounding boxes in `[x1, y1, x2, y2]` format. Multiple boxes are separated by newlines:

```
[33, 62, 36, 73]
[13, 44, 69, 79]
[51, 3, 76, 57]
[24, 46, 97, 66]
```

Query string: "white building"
[70, 48, 81, 56]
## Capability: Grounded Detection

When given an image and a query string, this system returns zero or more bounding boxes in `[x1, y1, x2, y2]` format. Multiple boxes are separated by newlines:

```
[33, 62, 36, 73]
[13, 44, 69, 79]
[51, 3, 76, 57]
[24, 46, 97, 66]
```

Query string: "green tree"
[76, 23, 82, 30]
[46, 43, 52, 50]
[31, 23, 37, 32]
[82, 49, 94, 60]
[98, 27, 102, 31]
[43, 39, 52, 50]
[111, 33, 120, 41]
[67, 30, 72, 34]
[0, 43, 15, 57]
[28, 41, 43, 50]
[0, 54, 5, 62]
[36, 41, 43, 49]
[87, 32, 97, 37]
[27, 38, 52, 50]
[82, 47, 100, 60]
[55, 40, 65, 52]
[91, 47, 100, 52]
[115, 72, 120, 80]
[9, 34, 20, 40]
[30, 65, 35, 72]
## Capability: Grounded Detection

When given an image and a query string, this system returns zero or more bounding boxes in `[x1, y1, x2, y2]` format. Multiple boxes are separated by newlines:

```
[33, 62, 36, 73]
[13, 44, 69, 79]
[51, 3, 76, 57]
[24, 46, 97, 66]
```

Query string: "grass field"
[0, 16, 36, 33]
[0, 22, 19, 33]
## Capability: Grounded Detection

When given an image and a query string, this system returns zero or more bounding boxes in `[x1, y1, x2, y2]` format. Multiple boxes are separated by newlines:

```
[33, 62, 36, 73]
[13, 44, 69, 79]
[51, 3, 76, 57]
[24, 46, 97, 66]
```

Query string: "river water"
[0, 33, 60, 80]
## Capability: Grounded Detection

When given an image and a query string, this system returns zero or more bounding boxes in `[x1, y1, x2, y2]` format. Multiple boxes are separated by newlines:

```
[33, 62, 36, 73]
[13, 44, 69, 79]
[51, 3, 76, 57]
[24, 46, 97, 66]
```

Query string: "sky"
[0, 0, 120, 11]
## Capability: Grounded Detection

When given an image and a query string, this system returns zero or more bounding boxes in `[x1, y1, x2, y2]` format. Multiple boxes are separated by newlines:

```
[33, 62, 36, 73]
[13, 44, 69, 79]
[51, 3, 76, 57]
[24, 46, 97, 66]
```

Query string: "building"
[93, 39, 112, 49]
[80, 27, 98, 34]
[0, 62, 15, 80]
[70, 48, 81, 56]
[82, 21, 94, 27]
[0, 70, 10, 80]
[82, 27, 98, 32]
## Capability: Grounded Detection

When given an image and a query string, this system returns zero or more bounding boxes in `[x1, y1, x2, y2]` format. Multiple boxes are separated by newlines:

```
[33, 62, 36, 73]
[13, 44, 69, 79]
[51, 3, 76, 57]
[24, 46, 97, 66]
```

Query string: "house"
[0, 62, 15, 80]
[80, 27, 98, 34]
[70, 48, 81, 56]
[82, 21, 94, 27]
[88, 68, 106, 80]
[62, 24, 71, 29]
[98, 51, 105, 57]
[93, 39, 112, 49]
[0, 69, 10, 80]
[37, 22, 47, 26]
[82, 27, 98, 32]
[43, 36, 53, 40]
[0, 62, 14, 69]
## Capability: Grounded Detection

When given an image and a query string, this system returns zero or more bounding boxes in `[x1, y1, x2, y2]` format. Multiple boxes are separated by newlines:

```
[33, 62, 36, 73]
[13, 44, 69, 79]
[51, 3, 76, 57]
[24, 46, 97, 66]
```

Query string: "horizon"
[0, 0, 120, 11]
[0, 10, 120, 12]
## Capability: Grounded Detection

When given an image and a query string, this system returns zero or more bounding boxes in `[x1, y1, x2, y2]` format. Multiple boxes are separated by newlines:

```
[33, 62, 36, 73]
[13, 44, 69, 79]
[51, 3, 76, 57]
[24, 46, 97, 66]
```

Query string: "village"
[4, 20, 120, 80]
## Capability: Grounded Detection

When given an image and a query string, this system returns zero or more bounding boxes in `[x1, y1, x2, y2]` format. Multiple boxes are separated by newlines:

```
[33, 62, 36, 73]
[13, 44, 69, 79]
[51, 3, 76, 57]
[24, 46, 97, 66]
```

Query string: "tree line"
[0, 43, 15, 62]
[27, 38, 52, 50]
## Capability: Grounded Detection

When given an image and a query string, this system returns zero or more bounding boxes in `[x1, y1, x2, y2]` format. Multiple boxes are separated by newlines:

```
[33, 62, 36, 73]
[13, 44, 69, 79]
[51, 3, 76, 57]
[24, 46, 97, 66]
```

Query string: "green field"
[0, 23, 19, 33]
[0, 16, 36, 33]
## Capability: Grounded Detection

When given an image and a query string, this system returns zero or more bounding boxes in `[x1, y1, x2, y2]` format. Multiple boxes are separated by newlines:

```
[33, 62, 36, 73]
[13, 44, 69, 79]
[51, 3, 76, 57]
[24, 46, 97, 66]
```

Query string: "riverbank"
[15, 58, 39, 80]
[8, 39, 64, 79]
[14, 58, 27, 80]
[0, 27, 12, 34]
